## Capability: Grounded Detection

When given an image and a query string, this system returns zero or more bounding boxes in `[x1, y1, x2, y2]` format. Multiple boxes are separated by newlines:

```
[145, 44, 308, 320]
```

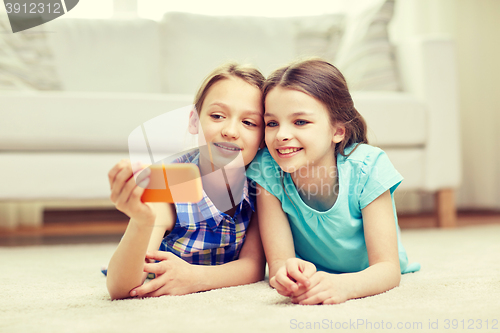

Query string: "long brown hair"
[194, 63, 265, 114]
[263, 58, 368, 157]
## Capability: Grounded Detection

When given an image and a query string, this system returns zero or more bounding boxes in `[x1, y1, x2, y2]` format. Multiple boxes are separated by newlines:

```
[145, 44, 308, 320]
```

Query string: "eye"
[243, 120, 257, 127]
[210, 114, 224, 120]
[266, 121, 278, 128]
[295, 120, 309, 126]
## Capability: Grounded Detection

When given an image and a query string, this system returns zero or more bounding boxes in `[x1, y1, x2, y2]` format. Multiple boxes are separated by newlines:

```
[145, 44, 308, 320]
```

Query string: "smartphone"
[139, 163, 203, 203]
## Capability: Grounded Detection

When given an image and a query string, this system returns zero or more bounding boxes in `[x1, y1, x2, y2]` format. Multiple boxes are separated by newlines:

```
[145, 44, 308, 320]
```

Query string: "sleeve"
[245, 148, 284, 200]
[358, 147, 403, 210]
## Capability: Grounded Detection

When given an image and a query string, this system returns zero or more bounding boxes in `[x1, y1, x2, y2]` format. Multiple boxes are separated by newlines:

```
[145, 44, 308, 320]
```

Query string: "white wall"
[391, 0, 500, 211]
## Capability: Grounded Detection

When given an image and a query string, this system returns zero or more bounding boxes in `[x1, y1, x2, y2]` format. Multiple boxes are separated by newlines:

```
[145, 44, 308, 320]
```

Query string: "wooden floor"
[0, 209, 128, 246]
[0, 209, 499, 246]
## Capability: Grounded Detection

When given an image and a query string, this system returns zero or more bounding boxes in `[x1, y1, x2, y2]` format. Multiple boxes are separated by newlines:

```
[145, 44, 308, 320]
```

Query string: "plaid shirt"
[159, 150, 256, 265]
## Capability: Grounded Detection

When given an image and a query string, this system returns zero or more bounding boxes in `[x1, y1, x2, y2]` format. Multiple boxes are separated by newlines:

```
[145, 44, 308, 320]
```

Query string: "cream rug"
[1, 224, 499, 333]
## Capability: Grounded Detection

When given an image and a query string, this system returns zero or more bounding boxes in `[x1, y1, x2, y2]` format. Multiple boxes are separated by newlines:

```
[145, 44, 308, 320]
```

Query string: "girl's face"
[264, 86, 345, 174]
[189, 76, 264, 169]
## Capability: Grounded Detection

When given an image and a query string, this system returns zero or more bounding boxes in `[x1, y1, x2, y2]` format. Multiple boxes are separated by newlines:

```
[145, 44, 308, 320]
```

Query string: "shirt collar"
[196, 175, 252, 228]
[187, 150, 253, 227]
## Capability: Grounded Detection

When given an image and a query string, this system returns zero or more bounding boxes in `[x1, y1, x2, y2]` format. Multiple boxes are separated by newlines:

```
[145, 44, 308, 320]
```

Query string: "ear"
[188, 109, 199, 135]
[332, 124, 346, 144]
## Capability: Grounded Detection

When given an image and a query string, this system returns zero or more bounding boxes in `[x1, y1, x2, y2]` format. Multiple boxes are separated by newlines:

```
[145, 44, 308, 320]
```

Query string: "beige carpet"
[1, 224, 499, 333]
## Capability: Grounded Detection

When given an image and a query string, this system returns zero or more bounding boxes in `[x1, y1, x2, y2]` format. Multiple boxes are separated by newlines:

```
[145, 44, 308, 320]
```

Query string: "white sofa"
[0, 1, 461, 228]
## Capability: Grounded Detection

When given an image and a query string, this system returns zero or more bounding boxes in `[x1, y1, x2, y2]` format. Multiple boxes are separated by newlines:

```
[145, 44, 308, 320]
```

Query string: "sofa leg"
[18, 202, 44, 227]
[435, 189, 457, 228]
[0, 202, 44, 229]
[0, 202, 19, 229]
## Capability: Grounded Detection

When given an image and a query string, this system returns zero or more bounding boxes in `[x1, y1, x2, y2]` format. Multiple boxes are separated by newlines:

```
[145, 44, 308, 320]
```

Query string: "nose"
[221, 120, 239, 139]
[275, 124, 291, 142]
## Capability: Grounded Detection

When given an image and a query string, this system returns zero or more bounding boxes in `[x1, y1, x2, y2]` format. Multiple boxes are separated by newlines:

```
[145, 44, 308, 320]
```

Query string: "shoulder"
[341, 143, 384, 164]
[339, 144, 395, 174]
[341, 144, 403, 209]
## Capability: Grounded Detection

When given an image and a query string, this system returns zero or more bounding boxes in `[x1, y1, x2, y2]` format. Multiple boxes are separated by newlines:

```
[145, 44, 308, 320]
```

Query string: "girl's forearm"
[192, 256, 265, 292]
[106, 219, 154, 300]
[341, 261, 401, 300]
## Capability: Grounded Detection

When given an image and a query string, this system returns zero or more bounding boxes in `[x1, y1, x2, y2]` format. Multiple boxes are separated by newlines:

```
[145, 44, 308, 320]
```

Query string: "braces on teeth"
[214, 143, 240, 151]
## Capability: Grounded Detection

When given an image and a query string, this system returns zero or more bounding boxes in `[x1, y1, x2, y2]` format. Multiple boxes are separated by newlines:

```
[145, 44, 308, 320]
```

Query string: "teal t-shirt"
[246, 144, 420, 274]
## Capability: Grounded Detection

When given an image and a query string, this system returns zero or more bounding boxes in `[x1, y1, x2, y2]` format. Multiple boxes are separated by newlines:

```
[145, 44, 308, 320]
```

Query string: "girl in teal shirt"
[246, 59, 419, 305]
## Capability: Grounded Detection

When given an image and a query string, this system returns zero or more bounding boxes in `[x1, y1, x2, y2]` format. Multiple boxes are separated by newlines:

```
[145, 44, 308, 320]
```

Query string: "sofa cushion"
[335, 0, 401, 91]
[352, 92, 426, 147]
[44, 18, 162, 93]
[384, 148, 425, 190]
[159, 12, 296, 94]
[289, 14, 345, 61]
[0, 92, 195, 152]
[0, 12, 61, 91]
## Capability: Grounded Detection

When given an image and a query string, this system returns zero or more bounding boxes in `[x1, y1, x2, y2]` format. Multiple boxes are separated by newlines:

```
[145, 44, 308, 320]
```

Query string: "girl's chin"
[270, 153, 298, 173]
[274, 161, 299, 174]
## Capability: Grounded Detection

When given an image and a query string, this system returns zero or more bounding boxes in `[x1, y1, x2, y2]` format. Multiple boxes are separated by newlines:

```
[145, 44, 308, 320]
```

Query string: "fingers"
[269, 276, 293, 297]
[145, 250, 173, 262]
[125, 171, 150, 205]
[301, 261, 316, 279]
[143, 262, 168, 275]
[137, 288, 166, 298]
[288, 283, 309, 298]
[292, 290, 330, 305]
[109, 160, 151, 215]
[291, 286, 319, 304]
[290, 272, 342, 305]
[108, 159, 127, 190]
[286, 260, 315, 289]
[290, 272, 321, 304]
[122, 166, 150, 203]
[108, 159, 138, 189]
[130, 279, 162, 297]
[135, 167, 151, 185]
[109, 161, 135, 202]
[109, 160, 149, 199]
[109, 160, 130, 201]
[322, 297, 343, 305]
[272, 271, 299, 294]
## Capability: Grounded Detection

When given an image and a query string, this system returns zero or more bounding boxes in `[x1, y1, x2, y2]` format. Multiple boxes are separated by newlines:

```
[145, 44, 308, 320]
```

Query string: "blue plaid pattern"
[159, 149, 256, 265]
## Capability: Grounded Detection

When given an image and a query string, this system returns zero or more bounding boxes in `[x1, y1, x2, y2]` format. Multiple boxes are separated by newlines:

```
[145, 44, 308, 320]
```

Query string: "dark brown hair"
[263, 58, 368, 157]
[194, 63, 265, 114]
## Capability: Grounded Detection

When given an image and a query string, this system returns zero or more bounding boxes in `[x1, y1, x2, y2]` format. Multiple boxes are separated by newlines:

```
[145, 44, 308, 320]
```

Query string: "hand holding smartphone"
[139, 163, 203, 203]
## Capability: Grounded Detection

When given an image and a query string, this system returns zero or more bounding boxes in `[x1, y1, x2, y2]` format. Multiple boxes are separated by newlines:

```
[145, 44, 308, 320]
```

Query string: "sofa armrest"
[396, 36, 462, 190]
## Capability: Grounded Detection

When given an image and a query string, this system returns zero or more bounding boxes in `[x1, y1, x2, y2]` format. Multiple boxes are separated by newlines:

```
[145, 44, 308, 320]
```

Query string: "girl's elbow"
[108, 286, 132, 301]
[244, 257, 266, 283]
[107, 282, 124, 301]
[108, 290, 127, 301]
[106, 276, 131, 300]
[107, 285, 124, 301]
[250, 260, 266, 283]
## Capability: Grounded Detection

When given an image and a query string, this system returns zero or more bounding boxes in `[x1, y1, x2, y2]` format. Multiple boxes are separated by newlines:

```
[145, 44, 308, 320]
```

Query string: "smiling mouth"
[277, 147, 303, 154]
[213, 142, 242, 151]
